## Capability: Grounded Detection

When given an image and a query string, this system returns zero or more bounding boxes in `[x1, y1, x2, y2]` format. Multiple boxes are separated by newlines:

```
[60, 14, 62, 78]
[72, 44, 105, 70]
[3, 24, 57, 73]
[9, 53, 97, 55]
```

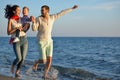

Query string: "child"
[13, 6, 31, 43]
[21, 6, 31, 32]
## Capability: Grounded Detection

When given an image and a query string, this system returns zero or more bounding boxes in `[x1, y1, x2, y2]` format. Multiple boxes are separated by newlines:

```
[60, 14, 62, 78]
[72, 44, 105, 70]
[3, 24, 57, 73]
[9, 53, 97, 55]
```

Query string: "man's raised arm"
[54, 5, 78, 20]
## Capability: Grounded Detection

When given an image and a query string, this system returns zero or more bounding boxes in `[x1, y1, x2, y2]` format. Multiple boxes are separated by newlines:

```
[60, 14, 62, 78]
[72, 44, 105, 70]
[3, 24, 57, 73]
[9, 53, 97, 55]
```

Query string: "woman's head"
[4, 5, 20, 19]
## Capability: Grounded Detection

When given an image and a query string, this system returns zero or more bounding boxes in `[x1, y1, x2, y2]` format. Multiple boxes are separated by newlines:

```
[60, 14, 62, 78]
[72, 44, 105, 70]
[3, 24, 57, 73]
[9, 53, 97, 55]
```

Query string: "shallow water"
[0, 37, 120, 80]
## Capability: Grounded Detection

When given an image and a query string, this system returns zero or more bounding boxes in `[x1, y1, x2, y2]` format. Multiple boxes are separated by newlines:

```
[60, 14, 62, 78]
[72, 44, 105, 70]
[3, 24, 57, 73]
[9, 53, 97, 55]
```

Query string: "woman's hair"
[4, 4, 19, 19]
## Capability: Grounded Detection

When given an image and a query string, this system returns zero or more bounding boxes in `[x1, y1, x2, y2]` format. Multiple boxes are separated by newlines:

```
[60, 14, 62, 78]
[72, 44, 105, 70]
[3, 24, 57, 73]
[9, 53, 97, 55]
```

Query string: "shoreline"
[0, 74, 18, 80]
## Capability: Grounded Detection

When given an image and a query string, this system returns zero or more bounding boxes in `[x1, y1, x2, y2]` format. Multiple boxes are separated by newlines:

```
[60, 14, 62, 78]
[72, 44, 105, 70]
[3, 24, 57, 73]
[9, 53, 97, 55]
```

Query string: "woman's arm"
[7, 19, 22, 35]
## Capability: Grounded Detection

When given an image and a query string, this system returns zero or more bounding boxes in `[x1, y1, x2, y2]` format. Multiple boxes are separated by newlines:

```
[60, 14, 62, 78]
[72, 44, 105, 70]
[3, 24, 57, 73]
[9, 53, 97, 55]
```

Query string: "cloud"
[81, 1, 120, 10]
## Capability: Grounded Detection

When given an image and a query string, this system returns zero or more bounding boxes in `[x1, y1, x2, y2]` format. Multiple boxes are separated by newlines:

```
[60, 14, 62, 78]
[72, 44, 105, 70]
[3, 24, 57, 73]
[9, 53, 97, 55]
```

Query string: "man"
[31, 5, 78, 79]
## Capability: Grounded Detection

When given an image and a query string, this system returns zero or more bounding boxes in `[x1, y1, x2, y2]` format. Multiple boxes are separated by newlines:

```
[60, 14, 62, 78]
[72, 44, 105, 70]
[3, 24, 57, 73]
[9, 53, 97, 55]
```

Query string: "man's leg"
[44, 56, 52, 78]
[33, 41, 47, 71]
[44, 40, 53, 78]
[33, 59, 46, 71]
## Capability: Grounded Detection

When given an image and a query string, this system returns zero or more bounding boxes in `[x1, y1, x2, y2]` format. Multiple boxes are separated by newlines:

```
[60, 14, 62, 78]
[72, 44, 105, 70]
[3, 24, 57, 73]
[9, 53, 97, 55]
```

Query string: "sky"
[0, 0, 120, 37]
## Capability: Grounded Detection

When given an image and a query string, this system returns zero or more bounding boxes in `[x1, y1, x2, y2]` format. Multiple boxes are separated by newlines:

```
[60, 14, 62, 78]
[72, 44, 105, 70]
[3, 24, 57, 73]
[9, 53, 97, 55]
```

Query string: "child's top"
[21, 15, 31, 25]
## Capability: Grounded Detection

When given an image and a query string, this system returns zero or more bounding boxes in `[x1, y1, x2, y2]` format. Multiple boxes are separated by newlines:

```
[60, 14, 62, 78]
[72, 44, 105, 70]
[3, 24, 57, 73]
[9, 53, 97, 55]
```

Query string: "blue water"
[0, 37, 120, 80]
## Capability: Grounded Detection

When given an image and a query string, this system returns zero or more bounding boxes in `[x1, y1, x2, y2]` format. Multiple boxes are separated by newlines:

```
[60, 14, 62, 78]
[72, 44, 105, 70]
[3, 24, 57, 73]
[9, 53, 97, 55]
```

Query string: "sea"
[0, 37, 120, 80]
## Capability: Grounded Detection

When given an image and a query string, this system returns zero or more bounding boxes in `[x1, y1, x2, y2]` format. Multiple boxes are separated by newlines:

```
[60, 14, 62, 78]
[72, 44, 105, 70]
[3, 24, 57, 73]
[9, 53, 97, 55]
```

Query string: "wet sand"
[0, 74, 18, 80]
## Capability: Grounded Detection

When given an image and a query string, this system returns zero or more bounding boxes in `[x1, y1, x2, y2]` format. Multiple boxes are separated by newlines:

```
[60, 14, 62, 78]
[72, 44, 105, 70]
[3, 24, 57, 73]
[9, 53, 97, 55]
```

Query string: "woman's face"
[14, 7, 21, 16]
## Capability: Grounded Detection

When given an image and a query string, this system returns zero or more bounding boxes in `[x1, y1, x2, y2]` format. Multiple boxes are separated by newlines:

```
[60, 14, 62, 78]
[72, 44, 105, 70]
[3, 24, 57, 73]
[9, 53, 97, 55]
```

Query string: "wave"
[52, 65, 111, 80]
[0, 59, 114, 80]
[0, 53, 118, 80]
[23, 61, 112, 80]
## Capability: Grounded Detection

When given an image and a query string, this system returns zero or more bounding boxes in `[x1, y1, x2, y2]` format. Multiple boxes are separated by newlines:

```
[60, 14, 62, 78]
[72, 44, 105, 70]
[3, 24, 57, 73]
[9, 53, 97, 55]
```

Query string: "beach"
[0, 37, 120, 80]
[0, 74, 17, 80]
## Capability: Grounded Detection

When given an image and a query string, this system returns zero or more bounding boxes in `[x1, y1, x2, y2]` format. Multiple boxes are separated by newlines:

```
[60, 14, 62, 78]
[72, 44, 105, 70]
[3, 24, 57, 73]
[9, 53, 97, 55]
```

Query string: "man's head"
[41, 5, 49, 16]
[22, 6, 29, 16]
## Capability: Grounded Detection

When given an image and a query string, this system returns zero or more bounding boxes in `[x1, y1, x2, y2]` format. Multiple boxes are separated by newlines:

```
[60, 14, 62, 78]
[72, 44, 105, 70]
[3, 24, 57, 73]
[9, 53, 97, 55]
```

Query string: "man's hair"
[23, 6, 29, 11]
[41, 5, 49, 11]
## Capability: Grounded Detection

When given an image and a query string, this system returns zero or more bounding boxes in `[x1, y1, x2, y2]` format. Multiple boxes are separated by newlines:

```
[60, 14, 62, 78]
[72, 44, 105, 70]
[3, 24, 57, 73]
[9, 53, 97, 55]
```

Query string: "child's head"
[5, 5, 20, 19]
[22, 6, 29, 16]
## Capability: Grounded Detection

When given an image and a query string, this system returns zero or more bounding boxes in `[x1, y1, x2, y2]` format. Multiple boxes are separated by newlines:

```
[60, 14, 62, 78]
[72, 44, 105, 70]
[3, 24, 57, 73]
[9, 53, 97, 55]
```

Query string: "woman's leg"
[16, 37, 28, 71]
[15, 37, 28, 77]
[21, 38, 28, 65]
[11, 42, 22, 74]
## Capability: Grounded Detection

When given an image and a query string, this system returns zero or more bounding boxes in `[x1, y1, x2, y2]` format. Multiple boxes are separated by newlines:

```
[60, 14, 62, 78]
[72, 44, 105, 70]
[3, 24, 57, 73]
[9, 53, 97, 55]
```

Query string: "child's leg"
[23, 23, 30, 32]
[13, 29, 20, 42]
[16, 29, 20, 37]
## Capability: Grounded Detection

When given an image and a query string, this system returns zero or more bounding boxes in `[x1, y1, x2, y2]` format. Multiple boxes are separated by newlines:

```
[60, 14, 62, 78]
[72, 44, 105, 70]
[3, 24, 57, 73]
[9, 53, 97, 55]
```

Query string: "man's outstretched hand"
[30, 16, 35, 23]
[72, 5, 78, 9]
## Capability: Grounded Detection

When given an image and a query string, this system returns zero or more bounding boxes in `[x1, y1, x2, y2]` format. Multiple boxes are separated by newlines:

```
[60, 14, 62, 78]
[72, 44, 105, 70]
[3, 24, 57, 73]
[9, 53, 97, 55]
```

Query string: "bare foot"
[15, 73, 22, 78]
[10, 65, 14, 74]
[43, 71, 51, 79]
[43, 75, 51, 79]
[32, 61, 38, 71]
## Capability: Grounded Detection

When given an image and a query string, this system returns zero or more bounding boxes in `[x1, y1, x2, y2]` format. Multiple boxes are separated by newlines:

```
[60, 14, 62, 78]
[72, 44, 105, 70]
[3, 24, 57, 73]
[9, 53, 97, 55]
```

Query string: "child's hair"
[23, 6, 29, 11]
[4, 4, 19, 19]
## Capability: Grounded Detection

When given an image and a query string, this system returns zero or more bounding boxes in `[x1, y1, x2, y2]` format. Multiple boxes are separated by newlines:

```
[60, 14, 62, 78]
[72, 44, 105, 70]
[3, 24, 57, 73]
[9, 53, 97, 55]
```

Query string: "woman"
[4, 5, 28, 78]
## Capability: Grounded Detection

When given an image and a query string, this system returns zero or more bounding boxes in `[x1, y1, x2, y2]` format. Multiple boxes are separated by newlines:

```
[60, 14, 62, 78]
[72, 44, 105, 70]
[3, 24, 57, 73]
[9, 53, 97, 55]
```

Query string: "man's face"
[41, 7, 49, 16]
